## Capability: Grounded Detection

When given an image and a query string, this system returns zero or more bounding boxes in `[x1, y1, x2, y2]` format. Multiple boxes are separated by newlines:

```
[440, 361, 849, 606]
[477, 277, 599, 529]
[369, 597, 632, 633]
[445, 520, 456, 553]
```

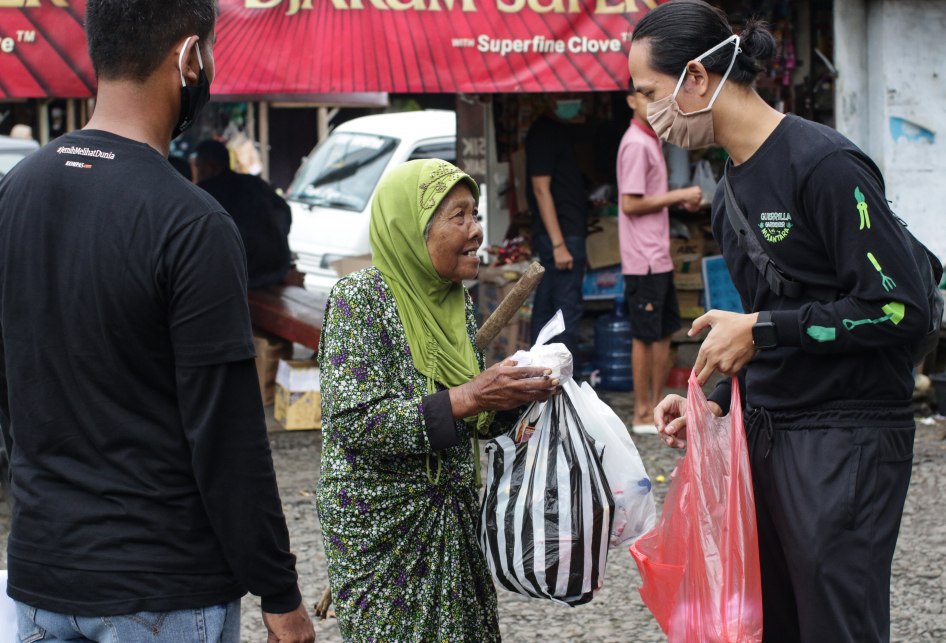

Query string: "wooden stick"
[475, 262, 545, 352]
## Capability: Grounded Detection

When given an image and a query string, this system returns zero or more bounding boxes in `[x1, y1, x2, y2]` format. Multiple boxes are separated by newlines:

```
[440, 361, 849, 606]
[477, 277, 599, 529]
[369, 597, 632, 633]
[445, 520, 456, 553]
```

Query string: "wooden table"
[247, 286, 327, 351]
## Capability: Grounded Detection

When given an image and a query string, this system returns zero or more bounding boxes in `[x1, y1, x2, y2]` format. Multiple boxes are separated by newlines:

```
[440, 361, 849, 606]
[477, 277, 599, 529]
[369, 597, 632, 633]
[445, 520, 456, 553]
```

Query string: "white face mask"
[646, 35, 741, 150]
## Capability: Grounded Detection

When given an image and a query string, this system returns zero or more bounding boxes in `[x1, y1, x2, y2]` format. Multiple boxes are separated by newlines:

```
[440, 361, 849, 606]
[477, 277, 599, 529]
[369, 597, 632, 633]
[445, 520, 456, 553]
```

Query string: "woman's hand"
[654, 394, 723, 449]
[450, 358, 560, 418]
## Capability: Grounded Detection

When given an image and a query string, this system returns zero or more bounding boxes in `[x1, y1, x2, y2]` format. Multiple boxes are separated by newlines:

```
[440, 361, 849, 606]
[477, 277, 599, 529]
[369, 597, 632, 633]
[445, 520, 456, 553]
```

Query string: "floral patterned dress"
[317, 267, 512, 643]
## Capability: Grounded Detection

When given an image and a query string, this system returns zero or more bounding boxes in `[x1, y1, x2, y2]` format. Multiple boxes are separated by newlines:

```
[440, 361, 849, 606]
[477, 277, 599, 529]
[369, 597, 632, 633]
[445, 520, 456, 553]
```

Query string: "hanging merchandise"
[630, 371, 763, 643]
[690, 160, 718, 204]
[487, 237, 532, 267]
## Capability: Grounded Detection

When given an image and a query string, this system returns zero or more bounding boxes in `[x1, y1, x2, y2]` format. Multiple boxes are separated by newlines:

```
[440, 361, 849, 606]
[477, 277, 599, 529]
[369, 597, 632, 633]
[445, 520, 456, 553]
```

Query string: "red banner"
[0, 0, 664, 98]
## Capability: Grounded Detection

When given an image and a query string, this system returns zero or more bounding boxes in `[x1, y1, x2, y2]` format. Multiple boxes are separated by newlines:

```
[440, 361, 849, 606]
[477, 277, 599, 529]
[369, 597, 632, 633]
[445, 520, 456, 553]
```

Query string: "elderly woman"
[317, 159, 558, 642]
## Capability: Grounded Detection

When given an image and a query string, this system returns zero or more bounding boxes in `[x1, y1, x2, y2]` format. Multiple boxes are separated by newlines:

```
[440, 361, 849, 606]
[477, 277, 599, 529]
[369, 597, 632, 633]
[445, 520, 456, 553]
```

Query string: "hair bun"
[740, 18, 777, 62]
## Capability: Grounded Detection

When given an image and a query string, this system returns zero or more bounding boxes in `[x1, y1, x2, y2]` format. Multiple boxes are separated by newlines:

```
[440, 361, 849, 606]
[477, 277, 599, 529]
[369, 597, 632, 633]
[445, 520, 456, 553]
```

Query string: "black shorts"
[624, 271, 681, 343]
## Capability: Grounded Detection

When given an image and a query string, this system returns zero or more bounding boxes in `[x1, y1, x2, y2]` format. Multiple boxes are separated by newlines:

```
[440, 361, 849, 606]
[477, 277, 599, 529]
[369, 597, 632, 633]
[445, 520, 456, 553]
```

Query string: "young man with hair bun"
[635, 1, 929, 641]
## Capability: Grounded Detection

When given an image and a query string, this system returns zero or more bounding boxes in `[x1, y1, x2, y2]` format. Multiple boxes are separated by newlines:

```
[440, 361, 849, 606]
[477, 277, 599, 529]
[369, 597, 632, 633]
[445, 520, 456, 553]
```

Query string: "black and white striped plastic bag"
[480, 391, 615, 606]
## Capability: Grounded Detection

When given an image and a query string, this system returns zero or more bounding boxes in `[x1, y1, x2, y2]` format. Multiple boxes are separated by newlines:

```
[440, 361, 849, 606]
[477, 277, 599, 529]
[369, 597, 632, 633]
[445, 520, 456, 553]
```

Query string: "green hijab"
[369, 158, 485, 400]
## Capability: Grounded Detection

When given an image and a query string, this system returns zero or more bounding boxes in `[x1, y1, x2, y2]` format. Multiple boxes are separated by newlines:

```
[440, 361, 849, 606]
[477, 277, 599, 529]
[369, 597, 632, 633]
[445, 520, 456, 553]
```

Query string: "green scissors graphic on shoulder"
[855, 187, 870, 230]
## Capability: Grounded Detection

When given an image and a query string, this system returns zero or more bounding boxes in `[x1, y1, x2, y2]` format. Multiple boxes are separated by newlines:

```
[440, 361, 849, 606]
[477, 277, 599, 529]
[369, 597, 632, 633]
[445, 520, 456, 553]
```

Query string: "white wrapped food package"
[510, 310, 574, 382]
[506, 309, 654, 548]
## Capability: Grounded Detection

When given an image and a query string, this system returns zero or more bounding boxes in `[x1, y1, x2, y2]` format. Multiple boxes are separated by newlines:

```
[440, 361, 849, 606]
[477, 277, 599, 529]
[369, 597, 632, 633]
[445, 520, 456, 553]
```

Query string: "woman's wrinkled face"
[426, 182, 483, 282]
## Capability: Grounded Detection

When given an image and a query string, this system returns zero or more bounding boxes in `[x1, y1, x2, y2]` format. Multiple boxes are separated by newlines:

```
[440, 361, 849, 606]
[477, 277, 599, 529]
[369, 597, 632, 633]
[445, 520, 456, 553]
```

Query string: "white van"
[286, 110, 461, 297]
[0, 135, 40, 179]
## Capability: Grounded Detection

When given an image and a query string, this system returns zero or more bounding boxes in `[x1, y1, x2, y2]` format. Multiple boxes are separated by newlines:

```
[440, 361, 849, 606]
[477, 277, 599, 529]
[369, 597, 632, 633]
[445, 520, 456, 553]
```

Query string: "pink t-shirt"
[616, 120, 674, 276]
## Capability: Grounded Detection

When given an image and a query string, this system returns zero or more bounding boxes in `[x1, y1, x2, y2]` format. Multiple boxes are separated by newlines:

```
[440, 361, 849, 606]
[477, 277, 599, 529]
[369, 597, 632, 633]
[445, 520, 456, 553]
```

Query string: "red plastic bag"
[630, 372, 763, 643]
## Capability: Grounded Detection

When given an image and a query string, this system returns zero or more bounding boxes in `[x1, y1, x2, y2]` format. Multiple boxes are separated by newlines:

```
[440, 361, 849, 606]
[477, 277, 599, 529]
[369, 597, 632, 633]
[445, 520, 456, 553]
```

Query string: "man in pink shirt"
[617, 79, 703, 432]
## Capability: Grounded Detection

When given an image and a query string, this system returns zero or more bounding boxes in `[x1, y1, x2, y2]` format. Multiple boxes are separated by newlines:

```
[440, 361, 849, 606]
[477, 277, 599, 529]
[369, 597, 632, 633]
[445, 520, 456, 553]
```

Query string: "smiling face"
[425, 182, 483, 282]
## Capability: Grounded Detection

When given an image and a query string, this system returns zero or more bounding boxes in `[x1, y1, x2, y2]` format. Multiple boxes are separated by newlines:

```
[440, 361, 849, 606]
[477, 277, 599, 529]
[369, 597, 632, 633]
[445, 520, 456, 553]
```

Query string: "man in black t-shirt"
[525, 95, 589, 360]
[195, 139, 304, 289]
[0, 2, 315, 642]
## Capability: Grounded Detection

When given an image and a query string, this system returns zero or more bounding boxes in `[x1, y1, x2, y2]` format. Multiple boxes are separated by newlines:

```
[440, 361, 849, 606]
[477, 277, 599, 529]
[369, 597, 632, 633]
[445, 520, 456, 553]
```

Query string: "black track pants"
[745, 407, 914, 643]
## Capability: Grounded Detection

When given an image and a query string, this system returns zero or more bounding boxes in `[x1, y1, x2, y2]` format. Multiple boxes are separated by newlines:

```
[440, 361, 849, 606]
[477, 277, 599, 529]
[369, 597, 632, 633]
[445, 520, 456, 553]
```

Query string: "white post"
[833, 0, 869, 150]
[66, 99, 76, 133]
[259, 101, 270, 182]
[37, 100, 50, 146]
[317, 106, 340, 143]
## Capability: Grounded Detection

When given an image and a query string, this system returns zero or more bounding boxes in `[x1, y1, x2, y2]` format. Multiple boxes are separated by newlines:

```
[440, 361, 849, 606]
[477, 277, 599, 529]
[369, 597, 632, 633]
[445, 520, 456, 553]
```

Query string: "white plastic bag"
[511, 310, 573, 382]
[568, 380, 656, 548]
[690, 159, 717, 204]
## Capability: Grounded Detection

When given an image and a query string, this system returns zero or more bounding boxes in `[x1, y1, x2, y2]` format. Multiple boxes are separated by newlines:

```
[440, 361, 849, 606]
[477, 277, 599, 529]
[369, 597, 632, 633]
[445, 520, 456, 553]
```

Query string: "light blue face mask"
[555, 99, 582, 121]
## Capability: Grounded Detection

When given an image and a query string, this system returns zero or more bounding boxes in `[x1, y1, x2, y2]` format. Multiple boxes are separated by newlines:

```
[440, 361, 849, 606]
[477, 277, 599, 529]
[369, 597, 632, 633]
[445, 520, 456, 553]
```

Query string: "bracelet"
[553, 241, 565, 249]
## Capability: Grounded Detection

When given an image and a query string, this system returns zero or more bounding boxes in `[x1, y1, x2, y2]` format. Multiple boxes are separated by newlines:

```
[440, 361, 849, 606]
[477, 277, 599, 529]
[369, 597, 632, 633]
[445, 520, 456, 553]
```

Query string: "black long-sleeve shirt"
[707, 115, 928, 414]
[0, 130, 300, 616]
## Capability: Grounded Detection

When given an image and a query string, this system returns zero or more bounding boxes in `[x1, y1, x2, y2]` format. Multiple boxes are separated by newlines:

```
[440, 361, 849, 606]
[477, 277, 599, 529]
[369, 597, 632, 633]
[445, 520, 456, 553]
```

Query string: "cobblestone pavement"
[0, 390, 940, 642]
[235, 389, 946, 642]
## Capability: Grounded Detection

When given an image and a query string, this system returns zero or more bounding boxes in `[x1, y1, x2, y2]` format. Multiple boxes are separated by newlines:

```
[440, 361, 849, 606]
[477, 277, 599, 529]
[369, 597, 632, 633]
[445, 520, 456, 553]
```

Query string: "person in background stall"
[0, 1, 315, 641]
[195, 139, 304, 289]
[526, 94, 589, 363]
[168, 154, 194, 181]
[617, 78, 704, 433]
[639, 2, 929, 641]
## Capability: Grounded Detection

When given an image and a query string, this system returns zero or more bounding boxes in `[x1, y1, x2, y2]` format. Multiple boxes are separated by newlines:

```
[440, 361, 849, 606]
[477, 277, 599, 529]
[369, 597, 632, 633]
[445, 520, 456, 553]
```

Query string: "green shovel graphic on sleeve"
[882, 301, 905, 324]
[843, 302, 904, 330]
[868, 253, 896, 291]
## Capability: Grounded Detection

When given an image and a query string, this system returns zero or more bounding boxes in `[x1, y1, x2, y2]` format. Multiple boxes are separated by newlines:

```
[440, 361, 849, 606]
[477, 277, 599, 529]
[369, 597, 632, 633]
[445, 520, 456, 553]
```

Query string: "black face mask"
[173, 38, 211, 139]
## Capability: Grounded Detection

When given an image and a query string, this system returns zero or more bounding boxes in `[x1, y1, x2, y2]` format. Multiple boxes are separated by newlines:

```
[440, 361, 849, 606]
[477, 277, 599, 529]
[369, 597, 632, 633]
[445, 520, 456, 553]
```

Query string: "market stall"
[0, 0, 837, 377]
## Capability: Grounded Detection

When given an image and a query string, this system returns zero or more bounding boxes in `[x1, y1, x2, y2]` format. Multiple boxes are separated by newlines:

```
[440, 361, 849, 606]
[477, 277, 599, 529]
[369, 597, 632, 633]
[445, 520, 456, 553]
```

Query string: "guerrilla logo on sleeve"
[758, 212, 792, 243]
[56, 146, 115, 160]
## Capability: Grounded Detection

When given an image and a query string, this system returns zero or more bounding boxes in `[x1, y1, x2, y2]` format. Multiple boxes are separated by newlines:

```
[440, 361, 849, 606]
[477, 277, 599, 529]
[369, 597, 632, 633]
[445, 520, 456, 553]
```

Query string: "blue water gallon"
[594, 296, 634, 391]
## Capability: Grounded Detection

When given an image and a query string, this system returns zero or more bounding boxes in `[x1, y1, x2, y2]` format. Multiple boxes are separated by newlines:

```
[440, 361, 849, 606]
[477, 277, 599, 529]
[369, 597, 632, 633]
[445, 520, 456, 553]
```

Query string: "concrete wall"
[835, 0, 946, 261]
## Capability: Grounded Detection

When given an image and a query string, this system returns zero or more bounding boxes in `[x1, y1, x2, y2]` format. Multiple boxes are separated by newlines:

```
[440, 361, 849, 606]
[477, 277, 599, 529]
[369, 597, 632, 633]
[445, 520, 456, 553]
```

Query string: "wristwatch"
[752, 311, 778, 351]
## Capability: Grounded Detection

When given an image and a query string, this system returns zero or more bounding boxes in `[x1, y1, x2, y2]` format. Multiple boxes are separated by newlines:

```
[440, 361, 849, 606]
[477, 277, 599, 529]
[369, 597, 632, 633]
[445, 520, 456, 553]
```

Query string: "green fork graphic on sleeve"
[868, 253, 896, 291]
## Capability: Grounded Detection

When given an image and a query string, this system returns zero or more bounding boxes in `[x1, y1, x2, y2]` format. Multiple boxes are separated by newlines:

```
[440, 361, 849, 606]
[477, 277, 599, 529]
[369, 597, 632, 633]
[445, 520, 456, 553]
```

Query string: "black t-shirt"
[198, 170, 293, 289]
[525, 115, 589, 239]
[0, 130, 300, 615]
[707, 115, 928, 413]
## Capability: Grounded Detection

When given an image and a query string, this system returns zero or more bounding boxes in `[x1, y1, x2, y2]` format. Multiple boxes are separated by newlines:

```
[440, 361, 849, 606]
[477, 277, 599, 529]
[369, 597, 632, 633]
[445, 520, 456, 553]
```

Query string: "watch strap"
[758, 310, 772, 325]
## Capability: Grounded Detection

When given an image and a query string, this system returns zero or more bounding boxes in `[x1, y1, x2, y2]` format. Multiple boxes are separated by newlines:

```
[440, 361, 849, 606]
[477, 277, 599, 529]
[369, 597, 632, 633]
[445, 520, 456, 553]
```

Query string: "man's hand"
[655, 394, 688, 449]
[683, 197, 707, 213]
[263, 604, 316, 643]
[677, 185, 703, 207]
[553, 244, 574, 271]
[690, 310, 759, 386]
[283, 267, 306, 287]
[655, 394, 724, 449]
